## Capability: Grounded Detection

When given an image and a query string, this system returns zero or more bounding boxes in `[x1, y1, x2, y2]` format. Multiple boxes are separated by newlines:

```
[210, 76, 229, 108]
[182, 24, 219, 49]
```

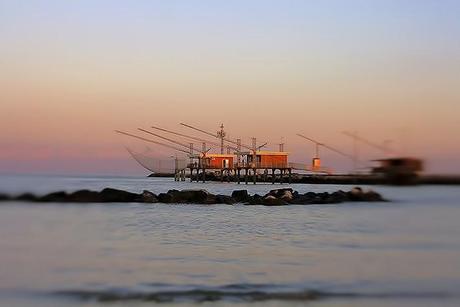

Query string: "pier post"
[237, 169, 241, 184]
[253, 168, 256, 184]
[202, 168, 206, 183]
[245, 168, 248, 185]
[280, 169, 284, 184]
[272, 169, 275, 184]
[288, 169, 292, 184]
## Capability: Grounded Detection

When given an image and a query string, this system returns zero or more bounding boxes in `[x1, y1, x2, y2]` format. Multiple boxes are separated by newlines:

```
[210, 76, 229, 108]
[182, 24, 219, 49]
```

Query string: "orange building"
[203, 154, 235, 169]
[244, 151, 289, 168]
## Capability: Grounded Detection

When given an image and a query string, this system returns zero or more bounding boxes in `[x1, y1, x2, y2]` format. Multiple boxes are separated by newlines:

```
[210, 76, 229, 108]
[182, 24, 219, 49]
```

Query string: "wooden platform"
[188, 165, 292, 184]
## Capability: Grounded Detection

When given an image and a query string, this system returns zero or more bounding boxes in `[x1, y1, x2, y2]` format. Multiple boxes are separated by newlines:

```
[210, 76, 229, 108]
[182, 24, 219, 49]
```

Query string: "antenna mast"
[217, 124, 226, 154]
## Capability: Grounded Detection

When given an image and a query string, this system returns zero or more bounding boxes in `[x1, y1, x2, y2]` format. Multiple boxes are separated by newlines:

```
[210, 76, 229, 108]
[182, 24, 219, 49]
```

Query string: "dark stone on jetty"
[16, 193, 38, 201]
[165, 189, 211, 203]
[0, 186, 386, 205]
[139, 190, 158, 203]
[261, 195, 288, 206]
[231, 190, 249, 202]
[246, 194, 263, 205]
[347, 187, 384, 202]
[216, 194, 235, 205]
[268, 188, 294, 198]
[99, 188, 138, 202]
[68, 190, 102, 202]
[39, 191, 68, 202]
[157, 192, 173, 203]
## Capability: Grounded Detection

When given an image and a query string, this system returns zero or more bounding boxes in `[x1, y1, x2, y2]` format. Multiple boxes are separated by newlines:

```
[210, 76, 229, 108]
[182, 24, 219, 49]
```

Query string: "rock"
[362, 189, 385, 202]
[290, 194, 314, 205]
[305, 192, 316, 198]
[39, 191, 68, 202]
[177, 189, 211, 203]
[99, 188, 138, 202]
[348, 187, 365, 201]
[138, 190, 158, 203]
[203, 193, 218, 204]
[245, 193, 262, 205]
[68, 190, 102, 202]
[309, 192, 331, 204]
[262, 195, 288, 206]
[157, 193, 174, 203]
[291, 191, 322, 205]
[16, 193, 37, 201]
[268, 188, 293, 198]
[1, 186, 386, 205]
[0, 193, 10, 201]
[215, 194, 235, 205]
[347, 187, 385, 202]
[185, 189, 211, 203]
[351, 187, 363, 193]
[231, 190, 249, 202]
[161, 189, 213, 203]
[310, 195, 328, 204]
[327, 191, 348, 203]
[167, 189, 187, 203]
[280, 190, 293, 202]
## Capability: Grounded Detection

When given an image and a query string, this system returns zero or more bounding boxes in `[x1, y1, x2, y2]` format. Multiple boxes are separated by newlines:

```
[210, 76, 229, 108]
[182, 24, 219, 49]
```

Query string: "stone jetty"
[0, 187, 385, 205]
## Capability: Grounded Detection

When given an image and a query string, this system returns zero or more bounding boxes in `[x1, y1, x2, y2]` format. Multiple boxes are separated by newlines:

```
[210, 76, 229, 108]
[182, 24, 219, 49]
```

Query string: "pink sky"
[1, 1, 459, 175]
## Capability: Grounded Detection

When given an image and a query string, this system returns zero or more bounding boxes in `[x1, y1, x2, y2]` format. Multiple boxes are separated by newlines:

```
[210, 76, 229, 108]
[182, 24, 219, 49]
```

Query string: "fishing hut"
[188, 153, 236, 183]
[206, 154, 234, 169]
[236, 150, 292, 184]
[371, 157, 423, 185]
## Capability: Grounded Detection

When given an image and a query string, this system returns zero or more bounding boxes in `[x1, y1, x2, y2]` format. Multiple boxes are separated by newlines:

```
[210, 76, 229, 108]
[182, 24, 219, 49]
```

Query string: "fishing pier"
[117, 123, 294, 184]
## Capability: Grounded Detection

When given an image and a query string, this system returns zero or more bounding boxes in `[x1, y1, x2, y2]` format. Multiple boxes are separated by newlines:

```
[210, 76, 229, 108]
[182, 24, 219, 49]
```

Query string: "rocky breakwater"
[0, 187, 385, 205]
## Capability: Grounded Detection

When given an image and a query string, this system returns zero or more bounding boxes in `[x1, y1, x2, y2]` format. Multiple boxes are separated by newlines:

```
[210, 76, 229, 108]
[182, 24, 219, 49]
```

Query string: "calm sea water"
[0, 174, 459, 306]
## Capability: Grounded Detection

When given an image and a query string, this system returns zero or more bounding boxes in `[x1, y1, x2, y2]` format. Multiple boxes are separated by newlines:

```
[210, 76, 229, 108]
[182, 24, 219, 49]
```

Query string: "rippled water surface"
[1, 174, 460, 306]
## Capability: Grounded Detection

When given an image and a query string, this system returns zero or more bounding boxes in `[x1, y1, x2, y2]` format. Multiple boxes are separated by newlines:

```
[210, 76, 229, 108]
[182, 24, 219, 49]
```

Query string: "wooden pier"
[188, 165, 292, 184]
[188, 154, 292, 185]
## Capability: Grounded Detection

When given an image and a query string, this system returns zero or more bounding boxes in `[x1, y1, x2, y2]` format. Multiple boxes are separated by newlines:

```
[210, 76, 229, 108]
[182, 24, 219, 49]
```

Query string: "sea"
[0, 174, 459, 307]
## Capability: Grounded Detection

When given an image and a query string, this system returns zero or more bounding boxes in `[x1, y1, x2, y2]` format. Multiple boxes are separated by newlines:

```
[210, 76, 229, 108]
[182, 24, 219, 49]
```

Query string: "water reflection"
[0, 175, 459, 306]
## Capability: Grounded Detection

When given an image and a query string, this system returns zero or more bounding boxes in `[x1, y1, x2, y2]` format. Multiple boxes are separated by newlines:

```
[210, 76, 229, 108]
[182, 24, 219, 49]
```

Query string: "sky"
[1, 0, 459, 175]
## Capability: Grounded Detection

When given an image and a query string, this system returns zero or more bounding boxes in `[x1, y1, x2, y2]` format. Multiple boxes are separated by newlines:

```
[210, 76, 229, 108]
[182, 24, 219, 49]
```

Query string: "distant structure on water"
[117, 123, 424, 185]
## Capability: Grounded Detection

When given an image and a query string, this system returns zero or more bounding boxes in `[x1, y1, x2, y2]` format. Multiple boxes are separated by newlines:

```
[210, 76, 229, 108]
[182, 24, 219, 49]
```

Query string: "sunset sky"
[1, 0, 459, 175]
